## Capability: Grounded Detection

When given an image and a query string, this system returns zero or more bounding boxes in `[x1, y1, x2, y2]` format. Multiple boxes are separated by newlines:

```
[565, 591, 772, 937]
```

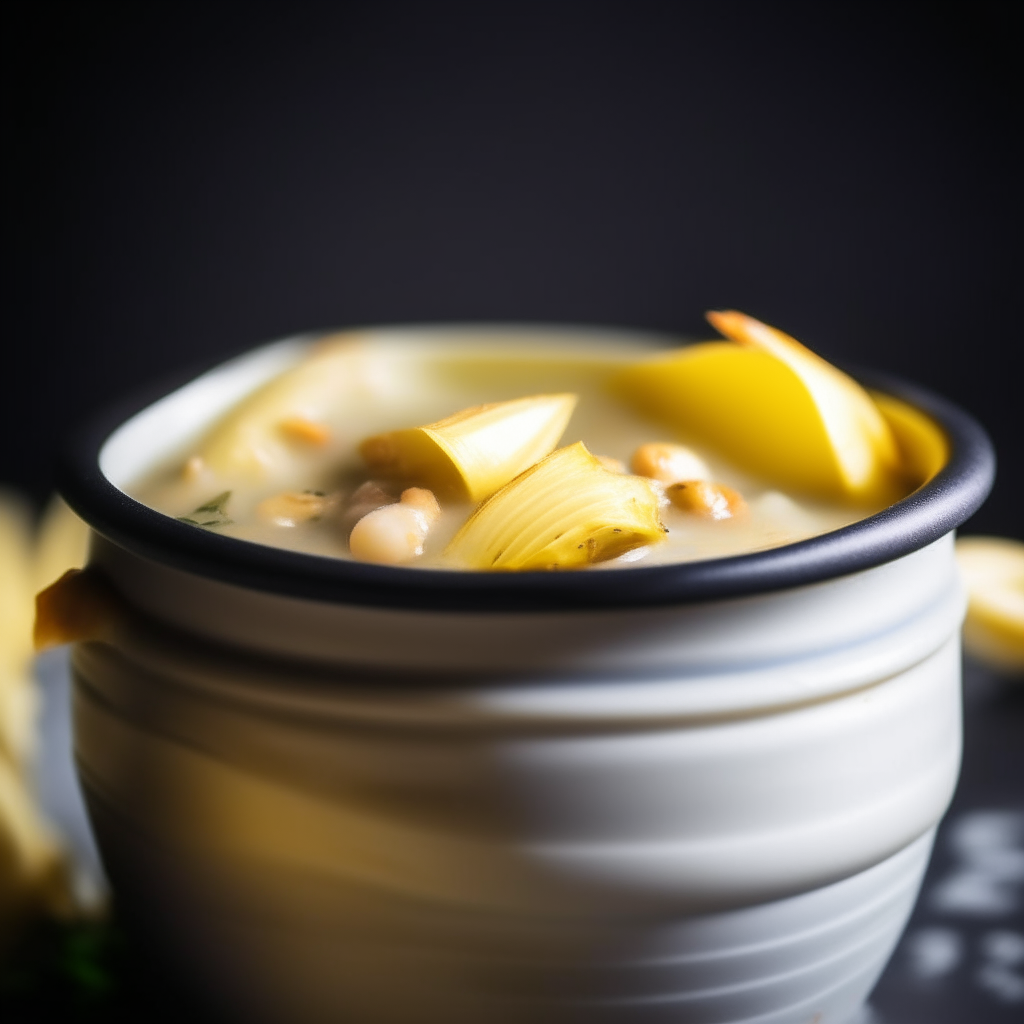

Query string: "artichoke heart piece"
[445, 442, 666, 571]
[359, 394, 577, 503]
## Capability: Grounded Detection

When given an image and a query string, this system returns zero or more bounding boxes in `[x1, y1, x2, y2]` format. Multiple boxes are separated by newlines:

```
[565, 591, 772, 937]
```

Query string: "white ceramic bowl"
[58, 326, 994, 1024]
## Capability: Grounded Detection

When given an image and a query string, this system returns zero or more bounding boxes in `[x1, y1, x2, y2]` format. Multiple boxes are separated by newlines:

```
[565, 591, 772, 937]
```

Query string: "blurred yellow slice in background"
[1, 493, 91, 937]
[35, 495, 91, 594]
[0, 492, 36, 769]
[956, 536, 1024, 675]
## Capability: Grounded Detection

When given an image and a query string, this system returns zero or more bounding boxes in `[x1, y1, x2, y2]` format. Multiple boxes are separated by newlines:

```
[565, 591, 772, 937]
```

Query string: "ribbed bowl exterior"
[72, 532, 964, 1023]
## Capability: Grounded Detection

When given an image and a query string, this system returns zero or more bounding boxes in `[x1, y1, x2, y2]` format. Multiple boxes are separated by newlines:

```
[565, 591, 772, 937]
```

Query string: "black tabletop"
[869, 658, 1024, 1023]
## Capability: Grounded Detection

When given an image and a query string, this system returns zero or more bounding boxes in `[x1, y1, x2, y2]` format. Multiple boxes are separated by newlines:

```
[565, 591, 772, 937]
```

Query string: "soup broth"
[130, 333, 904, 569]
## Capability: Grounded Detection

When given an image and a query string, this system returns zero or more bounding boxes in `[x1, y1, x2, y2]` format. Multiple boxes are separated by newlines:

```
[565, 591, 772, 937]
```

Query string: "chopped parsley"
[176, 491, 233, 529]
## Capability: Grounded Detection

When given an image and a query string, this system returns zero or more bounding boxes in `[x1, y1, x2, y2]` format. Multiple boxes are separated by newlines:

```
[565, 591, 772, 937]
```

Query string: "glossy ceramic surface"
[60, 326, 993, 1023]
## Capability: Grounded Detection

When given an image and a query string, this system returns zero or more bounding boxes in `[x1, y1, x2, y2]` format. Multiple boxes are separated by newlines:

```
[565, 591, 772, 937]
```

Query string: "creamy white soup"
[130, 327, 927, 571]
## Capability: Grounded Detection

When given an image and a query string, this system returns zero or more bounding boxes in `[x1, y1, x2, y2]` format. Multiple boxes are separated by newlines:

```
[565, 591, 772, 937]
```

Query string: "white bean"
[349, 503, 430, 564]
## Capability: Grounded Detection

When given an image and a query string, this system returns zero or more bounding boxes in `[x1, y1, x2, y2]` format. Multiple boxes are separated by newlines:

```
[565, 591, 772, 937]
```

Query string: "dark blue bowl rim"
[56, 335, 995, 613]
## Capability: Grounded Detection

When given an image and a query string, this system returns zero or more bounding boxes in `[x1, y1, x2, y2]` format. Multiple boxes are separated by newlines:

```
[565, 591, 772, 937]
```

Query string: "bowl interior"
[61, 324, 995, 612]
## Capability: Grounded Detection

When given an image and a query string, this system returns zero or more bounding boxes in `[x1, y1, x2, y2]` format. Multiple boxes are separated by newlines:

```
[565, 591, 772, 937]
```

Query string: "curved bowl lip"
[57, 323, 995, 613]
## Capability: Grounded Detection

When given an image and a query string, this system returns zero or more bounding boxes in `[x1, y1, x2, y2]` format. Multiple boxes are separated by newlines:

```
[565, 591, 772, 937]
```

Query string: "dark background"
[3, 7, 1023, 1021]
[5, 0, 1022, 536]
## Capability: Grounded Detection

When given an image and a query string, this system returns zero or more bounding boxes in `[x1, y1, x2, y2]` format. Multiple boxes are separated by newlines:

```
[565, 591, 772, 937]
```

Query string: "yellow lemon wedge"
[612, 311, 905, 504]
[956, 536, 1024, 674]
[868, 391, 949, 491]
[360, 394, 577, 504]
[445, 441, 665, 570]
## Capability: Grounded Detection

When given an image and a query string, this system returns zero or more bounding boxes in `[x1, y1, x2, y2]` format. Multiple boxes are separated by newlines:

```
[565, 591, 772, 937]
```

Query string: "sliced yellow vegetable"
[360, 394, 577, 503]
[956, 537, 1024, 674]
[34, 496, 90, 594]
[0, 494, 34, 774]
[0, 492, 34, 676]
[1, 753, 73, 928]
[869, 391, 949, 490]
[445, 442, 665, 570]
[194, 337, 370, 479]
[0, 491, 95, 930]
[612, 311, 905, 504]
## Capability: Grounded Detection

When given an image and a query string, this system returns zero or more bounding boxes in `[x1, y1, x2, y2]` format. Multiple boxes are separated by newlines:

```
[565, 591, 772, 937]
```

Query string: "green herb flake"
[176, 491, 233, 530]
[195, 491, 232, 513]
